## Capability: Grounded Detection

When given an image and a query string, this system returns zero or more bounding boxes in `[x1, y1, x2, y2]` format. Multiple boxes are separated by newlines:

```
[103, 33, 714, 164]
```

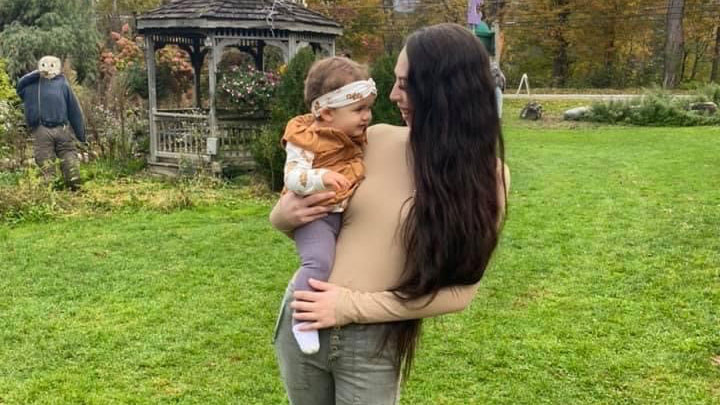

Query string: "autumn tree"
[306, 0, 389, 61]
[94, 0, 167, 36]
[502, 0, 566, 87]
[302, 0, 719, 87]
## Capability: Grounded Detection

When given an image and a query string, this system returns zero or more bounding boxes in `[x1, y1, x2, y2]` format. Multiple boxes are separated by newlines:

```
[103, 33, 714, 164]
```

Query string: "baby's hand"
[322, 171, 351, 191]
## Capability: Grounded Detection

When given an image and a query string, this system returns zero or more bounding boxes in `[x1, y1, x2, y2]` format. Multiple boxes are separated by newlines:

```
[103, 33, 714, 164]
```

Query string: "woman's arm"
[293, 162, 511, 329]
[269, 191, 336, 235]
[292, 279, 481, 328]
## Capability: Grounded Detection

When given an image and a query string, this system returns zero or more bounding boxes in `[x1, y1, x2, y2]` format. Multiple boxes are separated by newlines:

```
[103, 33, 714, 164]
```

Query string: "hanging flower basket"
[218, 65, 280, 117]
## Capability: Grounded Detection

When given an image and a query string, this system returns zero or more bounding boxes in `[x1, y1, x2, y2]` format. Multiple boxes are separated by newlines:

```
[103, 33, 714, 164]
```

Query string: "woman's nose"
[389, 83, 399, 102]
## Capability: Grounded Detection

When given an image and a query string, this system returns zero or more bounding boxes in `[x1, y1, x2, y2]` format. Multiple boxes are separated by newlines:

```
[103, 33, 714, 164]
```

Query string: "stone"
[564, 106, 591, 121]
[0, 158, 12, 170]
[520, 101, 543, 120]
[689, 102, 718, 115]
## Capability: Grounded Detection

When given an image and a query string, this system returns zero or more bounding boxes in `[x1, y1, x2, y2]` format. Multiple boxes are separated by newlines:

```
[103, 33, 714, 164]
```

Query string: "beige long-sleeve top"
[271, 123, 509, 326]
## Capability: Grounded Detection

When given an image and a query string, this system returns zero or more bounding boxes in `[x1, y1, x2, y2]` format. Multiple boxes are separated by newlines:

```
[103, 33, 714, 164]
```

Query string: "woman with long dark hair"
[270, 23, 509, 404]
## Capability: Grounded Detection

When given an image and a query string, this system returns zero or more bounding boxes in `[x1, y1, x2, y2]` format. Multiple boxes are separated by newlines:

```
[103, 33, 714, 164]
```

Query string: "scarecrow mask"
[38, 56, 61, 79]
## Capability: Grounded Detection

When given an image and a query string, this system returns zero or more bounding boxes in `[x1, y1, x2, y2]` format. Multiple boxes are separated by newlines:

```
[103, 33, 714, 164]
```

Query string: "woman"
[271, 23, 509, 404]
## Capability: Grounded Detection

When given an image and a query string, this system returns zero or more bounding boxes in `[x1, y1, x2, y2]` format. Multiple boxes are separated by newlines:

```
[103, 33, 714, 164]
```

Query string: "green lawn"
[1, 116, 719, 403]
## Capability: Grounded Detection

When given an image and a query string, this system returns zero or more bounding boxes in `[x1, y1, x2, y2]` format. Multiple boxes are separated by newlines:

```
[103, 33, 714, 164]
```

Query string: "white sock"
[292, 323, 320, 354]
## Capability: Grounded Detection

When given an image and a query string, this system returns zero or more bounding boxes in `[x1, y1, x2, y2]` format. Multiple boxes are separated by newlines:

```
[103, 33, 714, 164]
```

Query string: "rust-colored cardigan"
[282, 114, 366, 206]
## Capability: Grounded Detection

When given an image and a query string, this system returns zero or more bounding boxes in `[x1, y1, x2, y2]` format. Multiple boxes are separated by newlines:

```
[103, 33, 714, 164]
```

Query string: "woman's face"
[390, 48, 412, 125]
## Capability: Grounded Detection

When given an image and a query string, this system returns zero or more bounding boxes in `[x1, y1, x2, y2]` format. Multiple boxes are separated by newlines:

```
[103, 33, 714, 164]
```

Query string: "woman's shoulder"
[367, 124, 409, 145]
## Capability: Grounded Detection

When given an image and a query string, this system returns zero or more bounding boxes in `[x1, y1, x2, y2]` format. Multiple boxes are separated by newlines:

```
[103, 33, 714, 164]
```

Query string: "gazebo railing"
[152, 109, 267, 166]
[154, 110, 210, 159]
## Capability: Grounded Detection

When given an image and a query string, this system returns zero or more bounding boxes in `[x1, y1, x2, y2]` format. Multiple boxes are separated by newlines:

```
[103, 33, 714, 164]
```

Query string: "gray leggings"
[273, 284, 401, 404]
[292, 213, 342, 295]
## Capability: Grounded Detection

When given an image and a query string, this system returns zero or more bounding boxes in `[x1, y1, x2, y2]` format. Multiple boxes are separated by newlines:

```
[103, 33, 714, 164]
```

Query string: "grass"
[1, 115, 719, 403]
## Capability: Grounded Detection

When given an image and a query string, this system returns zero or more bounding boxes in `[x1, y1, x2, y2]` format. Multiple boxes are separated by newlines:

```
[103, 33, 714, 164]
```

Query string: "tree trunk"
[711, 26, 720, 83]
[551, 33, 569, 87]
[663, 0, 685, 89]
[680, 49, 687, 82]
[551, 0, 570, 87]
[690, 41, 707, 81]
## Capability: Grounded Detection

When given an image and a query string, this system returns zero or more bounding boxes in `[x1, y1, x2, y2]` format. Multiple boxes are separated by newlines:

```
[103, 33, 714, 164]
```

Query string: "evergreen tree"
[0, 0, 100, 83]
[370, 52, 404, 126]
[251, 47, 317, 191]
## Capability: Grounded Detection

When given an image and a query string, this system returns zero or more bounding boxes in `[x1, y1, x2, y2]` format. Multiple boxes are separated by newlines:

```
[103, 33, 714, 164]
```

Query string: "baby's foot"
[292, 323, 320, 354]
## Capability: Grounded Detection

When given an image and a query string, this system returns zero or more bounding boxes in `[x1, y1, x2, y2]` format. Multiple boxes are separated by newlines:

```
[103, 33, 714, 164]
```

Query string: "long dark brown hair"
[385, 23, 506, 382]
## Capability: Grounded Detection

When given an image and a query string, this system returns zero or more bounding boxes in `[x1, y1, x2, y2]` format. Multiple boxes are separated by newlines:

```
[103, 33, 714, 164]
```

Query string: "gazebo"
[136, 0, 342, 175]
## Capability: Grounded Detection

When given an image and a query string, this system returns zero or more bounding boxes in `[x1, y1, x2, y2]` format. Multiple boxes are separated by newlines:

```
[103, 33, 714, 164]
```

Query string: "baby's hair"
[304, 57, 370, 110]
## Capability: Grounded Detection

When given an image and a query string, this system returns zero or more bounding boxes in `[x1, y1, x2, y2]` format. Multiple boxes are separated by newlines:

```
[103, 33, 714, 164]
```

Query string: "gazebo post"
[145, 35, 158, 163]
[191, 38, 204, 109]
[288, 32, 298, 60]
[207, 35, 218, 137]
[255, 41, 265, 71]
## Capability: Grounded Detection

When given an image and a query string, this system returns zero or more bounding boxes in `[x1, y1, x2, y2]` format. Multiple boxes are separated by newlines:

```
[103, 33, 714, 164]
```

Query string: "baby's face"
[328, 94, 376, 138]
[38, 56, 61, 79]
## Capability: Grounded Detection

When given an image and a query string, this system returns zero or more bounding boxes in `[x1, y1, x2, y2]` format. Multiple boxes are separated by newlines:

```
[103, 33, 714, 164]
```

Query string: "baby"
[281, 57, 376, 354]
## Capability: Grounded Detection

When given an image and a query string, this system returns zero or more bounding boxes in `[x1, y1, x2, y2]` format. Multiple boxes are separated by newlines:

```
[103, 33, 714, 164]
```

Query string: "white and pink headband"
[311, 79, 377, 117]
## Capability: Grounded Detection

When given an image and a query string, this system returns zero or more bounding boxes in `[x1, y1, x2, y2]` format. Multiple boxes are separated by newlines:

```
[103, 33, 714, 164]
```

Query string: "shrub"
[249, 47, 316, 191]
[75, 82, 149, 163]
[101, 26, 193, 103]
[0, 100, 28, 161]
[273, 47, 316, 119]
[249, 125, 287, 191]
[0, 59, 18, 103]
[0, 60, 29, 164]
[698, 83, 720, 105]
[0, 166, 68, 224]
[583, 89, 720, 127]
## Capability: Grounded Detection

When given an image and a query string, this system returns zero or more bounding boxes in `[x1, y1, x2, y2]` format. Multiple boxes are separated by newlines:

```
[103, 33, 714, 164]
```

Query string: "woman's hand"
[269, 191, 336, 232]
[291, 278, 345, 330]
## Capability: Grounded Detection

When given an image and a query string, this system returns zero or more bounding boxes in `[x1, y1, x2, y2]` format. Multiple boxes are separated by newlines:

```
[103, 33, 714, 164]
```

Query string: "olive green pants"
[273, 284, 401, 405]
[32, 125, 81, 189]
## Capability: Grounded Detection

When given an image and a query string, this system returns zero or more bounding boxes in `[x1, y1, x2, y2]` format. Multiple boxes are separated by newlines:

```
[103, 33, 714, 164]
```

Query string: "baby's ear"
[317, 107, 334, 123]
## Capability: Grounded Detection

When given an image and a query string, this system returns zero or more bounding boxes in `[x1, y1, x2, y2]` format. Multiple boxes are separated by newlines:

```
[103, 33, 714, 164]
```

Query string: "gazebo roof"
[137, 0, 342, 35]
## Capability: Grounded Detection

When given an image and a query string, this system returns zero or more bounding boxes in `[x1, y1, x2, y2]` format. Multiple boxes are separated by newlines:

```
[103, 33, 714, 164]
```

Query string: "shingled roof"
[137, 0, 341, 33]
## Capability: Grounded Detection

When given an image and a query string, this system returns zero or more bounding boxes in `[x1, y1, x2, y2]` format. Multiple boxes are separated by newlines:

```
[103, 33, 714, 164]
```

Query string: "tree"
[712, 25, 720, 82]
[663, 0, 685, 88]
[94, 0, 166, 41]
[251, 47, 317, 191]
[94, 0, 166, 15]
[0, 0, 100, 82]
[550, 0, 570, 87]
[370, 52, 403, 126]
[306, 0, 388, 61]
